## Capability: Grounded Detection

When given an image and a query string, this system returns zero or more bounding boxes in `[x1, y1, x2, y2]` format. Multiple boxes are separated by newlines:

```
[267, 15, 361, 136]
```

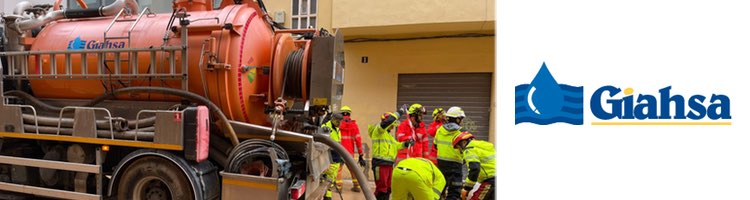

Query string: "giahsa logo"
[67, 36, 126, 50]
[516, 63, 732, 125]
[591, 86, 731, 120]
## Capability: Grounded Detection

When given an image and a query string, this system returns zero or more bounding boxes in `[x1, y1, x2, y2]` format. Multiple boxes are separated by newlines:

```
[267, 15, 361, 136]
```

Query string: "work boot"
[351, 186, 361, 192]
[375, 192, 389, 200]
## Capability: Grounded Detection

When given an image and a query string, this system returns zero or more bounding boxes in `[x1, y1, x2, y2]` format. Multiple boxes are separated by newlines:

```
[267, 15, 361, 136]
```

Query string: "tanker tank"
[2, 0, 333, 125]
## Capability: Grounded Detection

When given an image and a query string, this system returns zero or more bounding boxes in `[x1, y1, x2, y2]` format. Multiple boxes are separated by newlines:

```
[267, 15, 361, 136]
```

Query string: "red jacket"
[426, 121, 443, 164]
[396, 120, 428, 160]
[339, 116, 363, 155]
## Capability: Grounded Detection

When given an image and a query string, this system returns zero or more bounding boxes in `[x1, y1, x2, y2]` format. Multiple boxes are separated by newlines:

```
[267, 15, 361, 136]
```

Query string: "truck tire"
[115, 156, 195, 200]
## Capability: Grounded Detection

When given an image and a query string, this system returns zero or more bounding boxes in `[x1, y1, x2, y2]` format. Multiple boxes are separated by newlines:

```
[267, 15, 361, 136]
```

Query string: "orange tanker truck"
[0, 0, 371, 199]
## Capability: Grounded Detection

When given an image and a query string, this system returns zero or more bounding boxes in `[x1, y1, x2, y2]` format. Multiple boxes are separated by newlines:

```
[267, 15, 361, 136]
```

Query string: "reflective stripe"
[341, 136, 357, 139]
[464, 155, 479, 160]
[480, 155, 495, 163]
[372, 139, 398, 144]
[373, 155, 395, 162]
[434, 140, 452, 146]
[433, 188, 441, 196]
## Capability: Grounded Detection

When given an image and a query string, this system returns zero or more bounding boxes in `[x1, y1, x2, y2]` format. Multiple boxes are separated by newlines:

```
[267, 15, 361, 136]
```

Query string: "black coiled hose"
[226, 139, 289, 177]
[281, 49, 304, 99]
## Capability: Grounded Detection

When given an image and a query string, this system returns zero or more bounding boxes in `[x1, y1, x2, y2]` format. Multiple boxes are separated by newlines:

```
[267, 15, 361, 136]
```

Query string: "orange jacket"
[339, 116, 363, 155]
[426, 121, 443, 164]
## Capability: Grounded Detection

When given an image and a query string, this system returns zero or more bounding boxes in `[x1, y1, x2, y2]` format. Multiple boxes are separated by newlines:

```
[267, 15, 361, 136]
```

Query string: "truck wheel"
[116, 156, 195, 200]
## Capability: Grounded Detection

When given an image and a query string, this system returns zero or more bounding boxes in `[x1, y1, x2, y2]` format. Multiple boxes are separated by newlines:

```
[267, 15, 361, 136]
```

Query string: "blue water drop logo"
[515, 62, 584, 125]
[528, 63, 564, 117]
[67, 36, 86, 50]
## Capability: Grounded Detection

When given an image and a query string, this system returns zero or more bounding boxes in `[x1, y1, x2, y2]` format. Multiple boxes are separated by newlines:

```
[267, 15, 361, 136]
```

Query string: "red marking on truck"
[174, 113, 182, 122]
[237, 12, 258, 122]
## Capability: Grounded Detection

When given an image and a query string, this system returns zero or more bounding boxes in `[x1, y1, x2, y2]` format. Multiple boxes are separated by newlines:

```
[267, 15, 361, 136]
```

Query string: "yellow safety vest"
[322, 121, 341, 142]
[368, 124, 403, 162]
[462, 140, 496, 184]
[395, 158, 446, 198]
[434, 124, 463, 163]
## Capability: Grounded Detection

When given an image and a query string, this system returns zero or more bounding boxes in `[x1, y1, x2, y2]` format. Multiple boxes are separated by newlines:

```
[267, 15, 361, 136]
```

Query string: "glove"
[358, 155, 366, 167]
[398, 104, 409, 116]
[403, 138, 415, 148]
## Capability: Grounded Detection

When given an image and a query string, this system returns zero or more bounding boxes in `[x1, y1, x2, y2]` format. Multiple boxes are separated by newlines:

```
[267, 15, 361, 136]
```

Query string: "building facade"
[265, 0, 495, 143]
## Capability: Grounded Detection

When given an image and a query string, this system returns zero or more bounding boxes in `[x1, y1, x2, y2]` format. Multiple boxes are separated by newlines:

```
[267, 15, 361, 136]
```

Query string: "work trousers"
[437, 160, 463, 200]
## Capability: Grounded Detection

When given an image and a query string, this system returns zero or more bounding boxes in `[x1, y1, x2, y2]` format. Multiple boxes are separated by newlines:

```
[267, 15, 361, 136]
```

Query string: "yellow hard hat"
[341, 106, 352, 113]
[408, 104, 426, 115]
[432, 108, 443, 120]
[432, 107, 444, 117]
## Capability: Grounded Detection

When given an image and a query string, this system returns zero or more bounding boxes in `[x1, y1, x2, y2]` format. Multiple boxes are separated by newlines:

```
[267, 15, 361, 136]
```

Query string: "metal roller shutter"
[397, 73, 492, 140]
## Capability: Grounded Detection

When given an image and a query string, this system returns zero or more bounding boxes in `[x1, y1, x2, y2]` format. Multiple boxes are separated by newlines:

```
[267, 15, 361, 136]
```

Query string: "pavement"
[330, 179, 374, 200]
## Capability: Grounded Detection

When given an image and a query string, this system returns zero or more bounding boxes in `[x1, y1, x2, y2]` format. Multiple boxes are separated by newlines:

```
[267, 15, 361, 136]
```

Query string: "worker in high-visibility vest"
[322, 112, 344, 200]
[434, 106, 466, 200]
[337, 106, 365, 192]
[453, 132, 495, 200]
[391, 157, 445, 200]
[369, 111, 415, 200]
[426, 107, 445, 164]
[396, 104, 429, 162]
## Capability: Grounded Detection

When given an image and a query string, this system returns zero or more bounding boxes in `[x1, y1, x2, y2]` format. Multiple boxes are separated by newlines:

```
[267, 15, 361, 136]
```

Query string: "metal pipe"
[21, 114, 155, 130]
[22, 125, 155, 140]
[313, 132, 375, 200]
[229, 120, 313, 140]
[13, 0, 139, 31]
[13, 1, 33, 15]
[101, 0, 138, 16]
[15, 10, 64, 31]
[106, 87, 240, 146]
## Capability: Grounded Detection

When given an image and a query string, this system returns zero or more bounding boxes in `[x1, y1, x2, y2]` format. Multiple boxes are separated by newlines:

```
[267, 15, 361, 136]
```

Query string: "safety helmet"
[331, 112, 344, 121]
[452, 132, 475, 148]
[432, 107, 444, 119]
[381, 112, 400, 129]
[408, 104, 426, 115]
[445, 106, 466, 118]
[341, 106, 352, 113]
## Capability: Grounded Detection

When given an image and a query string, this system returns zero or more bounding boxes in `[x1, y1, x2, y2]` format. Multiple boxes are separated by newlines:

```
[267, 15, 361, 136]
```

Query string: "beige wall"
[337, 36, 495, 179]
[342, 36, 495, 146]
[332, 0, 493, 28]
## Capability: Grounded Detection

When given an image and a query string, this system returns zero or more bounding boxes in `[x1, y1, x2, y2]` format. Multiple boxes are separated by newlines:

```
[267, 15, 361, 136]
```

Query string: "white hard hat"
[445, 106, 465, 118]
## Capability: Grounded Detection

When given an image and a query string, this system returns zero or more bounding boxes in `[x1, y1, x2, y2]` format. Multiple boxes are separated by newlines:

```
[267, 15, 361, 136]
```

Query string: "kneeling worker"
[391, 157, 445, 200]
[453, 132, 495, 200]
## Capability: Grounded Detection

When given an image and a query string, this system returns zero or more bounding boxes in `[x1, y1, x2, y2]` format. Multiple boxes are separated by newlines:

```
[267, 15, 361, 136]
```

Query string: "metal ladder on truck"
[0, 8, 191, 199]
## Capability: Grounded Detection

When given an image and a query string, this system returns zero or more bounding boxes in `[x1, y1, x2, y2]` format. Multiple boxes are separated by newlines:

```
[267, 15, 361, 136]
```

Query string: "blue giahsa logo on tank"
[515, 62, 732, 125]
[67, 36, 126, 50]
